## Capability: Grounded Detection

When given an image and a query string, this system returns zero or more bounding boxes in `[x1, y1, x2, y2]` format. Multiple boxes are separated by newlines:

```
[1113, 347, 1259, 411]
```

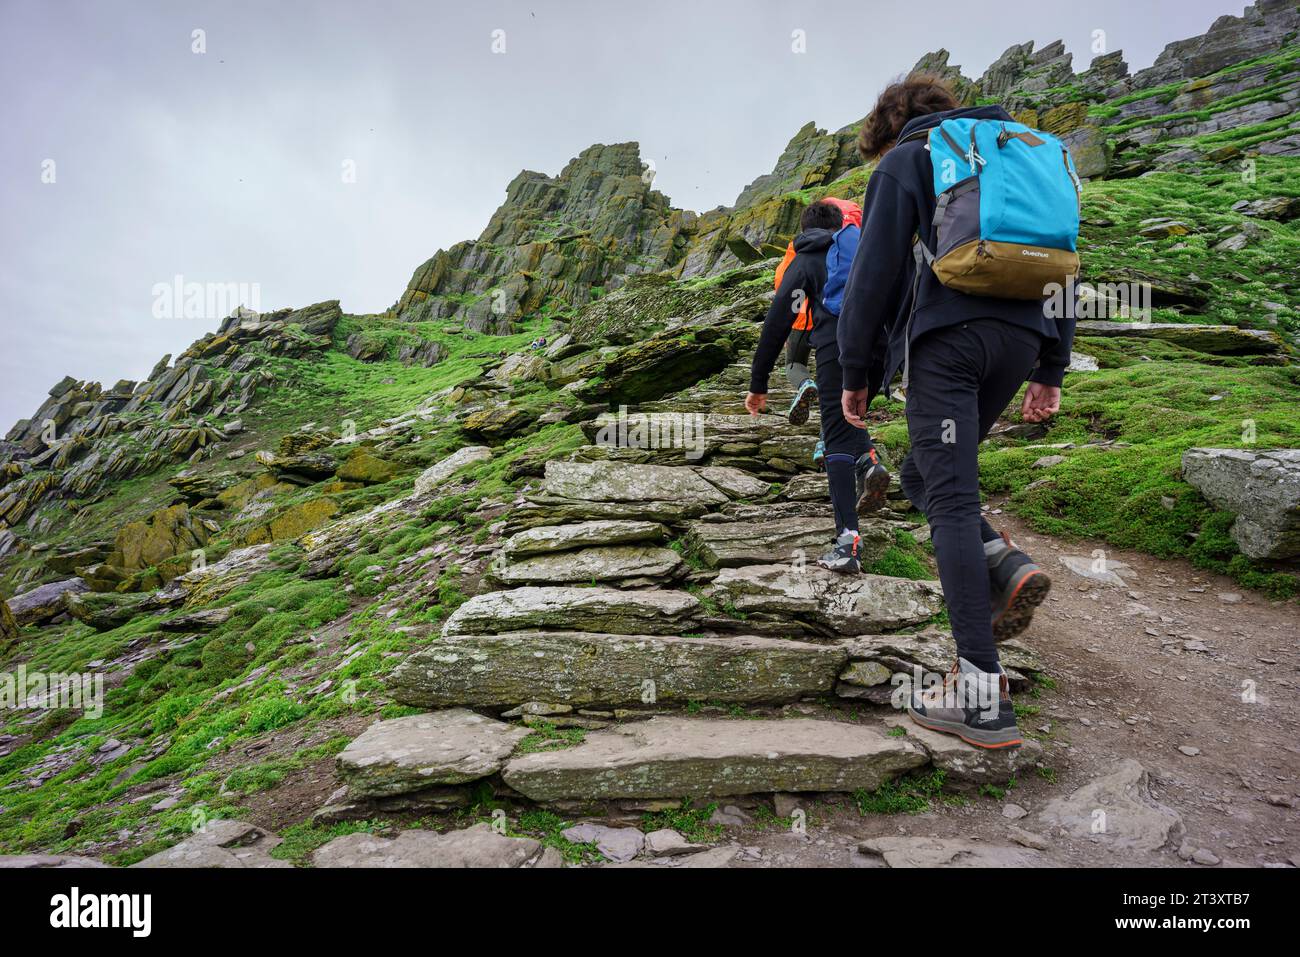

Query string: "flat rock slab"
[1073, 321, 1283, 355]
[544, 460, 729, 508]
[685, 516, 880, 568]
[501, 520, 668, 558]
[312, 824, 543, 868]
[442, 586, 699, 637]
[1037, 758, 1184, 852]
[1182, 448, 1300, 559]
[133, 820, 290, 868]
[492, 544, 683, 585]
[857, 835, 1046, 868]
[501, 716, 927, 801]
[882, 715, 1042, 790]
[516, 495, 711, 526]
[1058, 554, 1137, 586]
[388, 631, 847, 709]
[337, 710, 529, 798]
[709, 565, 943, 635]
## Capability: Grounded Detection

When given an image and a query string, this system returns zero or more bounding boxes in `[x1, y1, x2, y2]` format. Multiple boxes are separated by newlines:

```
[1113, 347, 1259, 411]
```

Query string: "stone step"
[706, 564, 943, 636]
[336, 710, 529, 799]
[683, 515, 888, 568]
[500, 716, 928, 802]
[490, 544, 685, 586]
[1074, 320, 1285, 355]
[387, 631, 847, 709]
[501, 520, 669, 558]
[442, 585, 700, 636]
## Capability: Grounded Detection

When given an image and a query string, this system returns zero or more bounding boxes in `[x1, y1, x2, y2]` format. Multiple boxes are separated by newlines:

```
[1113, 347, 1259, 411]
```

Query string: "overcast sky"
[1, 0, 1239, 427]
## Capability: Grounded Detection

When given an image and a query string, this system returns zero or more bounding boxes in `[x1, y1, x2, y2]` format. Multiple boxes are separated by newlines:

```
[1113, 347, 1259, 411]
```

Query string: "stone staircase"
[320, 361, 1048, 820]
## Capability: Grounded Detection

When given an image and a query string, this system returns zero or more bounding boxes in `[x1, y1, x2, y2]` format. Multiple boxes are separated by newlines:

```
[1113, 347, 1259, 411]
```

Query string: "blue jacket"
[837, 105, 1076, 393]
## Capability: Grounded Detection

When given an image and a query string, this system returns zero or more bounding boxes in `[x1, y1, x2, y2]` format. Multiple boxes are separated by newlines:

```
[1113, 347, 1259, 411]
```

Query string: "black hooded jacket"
[749, 227, 835, 394]
[836, 105, 1076, 394]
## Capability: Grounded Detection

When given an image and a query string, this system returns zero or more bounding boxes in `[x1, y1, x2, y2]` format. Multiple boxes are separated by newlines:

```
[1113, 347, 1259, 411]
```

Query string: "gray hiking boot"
[986, 533, 1051, 642]
[907, 657, 1023, 750]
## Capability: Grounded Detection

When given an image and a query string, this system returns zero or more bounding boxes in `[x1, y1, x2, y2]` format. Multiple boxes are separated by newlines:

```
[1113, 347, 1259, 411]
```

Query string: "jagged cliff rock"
[393, 143, 695, 333]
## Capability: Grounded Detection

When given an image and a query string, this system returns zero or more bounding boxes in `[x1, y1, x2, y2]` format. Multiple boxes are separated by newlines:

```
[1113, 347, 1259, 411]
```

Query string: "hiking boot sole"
[992, 567, 1052, 643]
[856, 468, 890, 516]
[816, 558, 860, 575]
[906, 708, 1023, 750]
[788, 385, 817, 426]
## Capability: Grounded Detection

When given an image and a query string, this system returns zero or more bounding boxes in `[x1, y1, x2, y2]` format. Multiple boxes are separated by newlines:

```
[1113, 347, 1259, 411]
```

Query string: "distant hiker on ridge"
[746, 200, 890, 574]
[838, 76, 1081, 749]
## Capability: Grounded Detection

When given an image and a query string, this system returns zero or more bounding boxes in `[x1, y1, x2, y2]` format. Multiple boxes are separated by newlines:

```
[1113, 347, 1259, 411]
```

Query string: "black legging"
[899, 319, 1043, 672]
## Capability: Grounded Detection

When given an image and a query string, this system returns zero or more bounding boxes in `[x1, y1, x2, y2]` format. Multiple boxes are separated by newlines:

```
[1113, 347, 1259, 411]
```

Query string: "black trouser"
[899, 319, 1043, 672]
[814, 337, 872, 536]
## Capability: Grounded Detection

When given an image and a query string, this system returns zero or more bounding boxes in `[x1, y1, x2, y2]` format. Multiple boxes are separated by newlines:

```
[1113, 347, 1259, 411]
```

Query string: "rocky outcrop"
[1182, 449, 1300, 559]
[1037, 759, 1184, 852]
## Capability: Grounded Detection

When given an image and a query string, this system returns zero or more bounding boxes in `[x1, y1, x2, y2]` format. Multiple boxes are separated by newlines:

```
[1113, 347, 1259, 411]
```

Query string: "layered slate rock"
[491, 544, 684, 586]
[442, 586, 699, 636]
[413, 446, 492, 496]
[387, 632, 847, 709]
[501, 716, 928, 801]
[708, 565, 943, 636]
[1182, 448, 1300, 559]
[684, 516, 886, 568]
[6, 578, 88, 626]
[312, 823, 550, 868]
[501, 520, 667, 558]
[337, 710, 529, 798]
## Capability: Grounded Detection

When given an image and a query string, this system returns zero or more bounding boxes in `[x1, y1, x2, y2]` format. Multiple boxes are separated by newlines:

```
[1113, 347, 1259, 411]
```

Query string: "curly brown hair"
[857, 76, 960, 161]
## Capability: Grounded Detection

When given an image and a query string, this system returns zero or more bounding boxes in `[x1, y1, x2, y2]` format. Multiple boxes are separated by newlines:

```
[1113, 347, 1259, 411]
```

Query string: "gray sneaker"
[817, 529, 861, 574]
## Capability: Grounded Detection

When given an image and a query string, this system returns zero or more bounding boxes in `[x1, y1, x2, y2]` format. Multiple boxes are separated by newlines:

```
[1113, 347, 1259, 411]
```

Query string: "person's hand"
[842, 388, 870, 429]
[745, 392, 767, 416]
[1021, 382, 1061, 423]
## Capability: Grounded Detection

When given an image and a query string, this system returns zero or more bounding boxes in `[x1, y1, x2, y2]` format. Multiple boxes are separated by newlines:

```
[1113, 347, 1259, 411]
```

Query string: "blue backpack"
[822, 223, 860, 316]
[904, 117, 1082, 299]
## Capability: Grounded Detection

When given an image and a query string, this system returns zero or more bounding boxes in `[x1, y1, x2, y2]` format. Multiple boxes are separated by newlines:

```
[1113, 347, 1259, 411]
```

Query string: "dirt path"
[719, 503, 1300, 868]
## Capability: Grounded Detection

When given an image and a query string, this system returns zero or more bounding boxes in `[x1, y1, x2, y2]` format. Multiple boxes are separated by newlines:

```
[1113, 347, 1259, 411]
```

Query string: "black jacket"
[837, 105, 1076, 393]
[749, 227, 835, 394]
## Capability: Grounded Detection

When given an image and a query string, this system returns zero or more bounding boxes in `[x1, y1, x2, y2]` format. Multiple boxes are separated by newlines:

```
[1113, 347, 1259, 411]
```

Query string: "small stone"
[1002, 803, 1028, 820]
[1192, 848, 1221, 866]
[644, 828, 705, 857]
[561, 824, 645, 863]
[1178, 745, 1201, 757]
